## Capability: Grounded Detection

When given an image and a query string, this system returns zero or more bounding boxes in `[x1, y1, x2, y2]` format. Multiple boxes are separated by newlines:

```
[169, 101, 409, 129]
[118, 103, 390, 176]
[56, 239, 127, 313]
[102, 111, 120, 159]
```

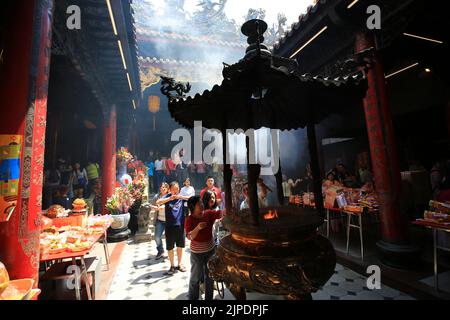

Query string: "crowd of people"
[144, 150, 224, 197]
[282, 159, 375, 201]
[43, 158, 101, 210]
[145, 146, 281, 300]
[143, 147, 264, 300]
[149, 174, 225, 300]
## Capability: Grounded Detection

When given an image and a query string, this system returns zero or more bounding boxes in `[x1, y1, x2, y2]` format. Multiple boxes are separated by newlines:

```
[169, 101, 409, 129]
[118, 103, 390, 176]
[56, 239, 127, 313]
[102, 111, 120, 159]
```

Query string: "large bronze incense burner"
[164, 19, 370, 300]
[209, 207, 335, 300]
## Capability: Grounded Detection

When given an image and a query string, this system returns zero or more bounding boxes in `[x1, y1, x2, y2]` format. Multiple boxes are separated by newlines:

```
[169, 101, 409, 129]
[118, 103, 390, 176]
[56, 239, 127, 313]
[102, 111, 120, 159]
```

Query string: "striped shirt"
[185, 210, 222, 254]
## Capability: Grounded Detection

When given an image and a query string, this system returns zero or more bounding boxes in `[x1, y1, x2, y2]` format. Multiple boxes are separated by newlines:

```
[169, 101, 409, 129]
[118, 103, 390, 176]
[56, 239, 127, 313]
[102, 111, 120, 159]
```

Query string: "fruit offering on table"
[42, 225, 59, 234]
[72, 198, 87, 214]
[66, 240, 91, 252]
[48, 242, 68, 254]
[424, 211, 450, 224]
[358, 195, 379, 211]
[344, 205, 363, 213]
[66, 233, 83, 244]
[83, 228, 94, 236]
[40, 231, 61, 241]
[429, 200, 450, 214]
[90, 226, 107, 234]
[46, 205, 69, 218]
[57, 225, 71, 233]
[88, 214, 113, 227]
[0, 261, 9, 296]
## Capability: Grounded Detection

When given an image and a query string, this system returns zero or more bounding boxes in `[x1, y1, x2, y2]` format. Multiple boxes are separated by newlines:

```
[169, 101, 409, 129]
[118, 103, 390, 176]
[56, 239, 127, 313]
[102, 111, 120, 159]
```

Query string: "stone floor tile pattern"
[107, 239, 415, 300]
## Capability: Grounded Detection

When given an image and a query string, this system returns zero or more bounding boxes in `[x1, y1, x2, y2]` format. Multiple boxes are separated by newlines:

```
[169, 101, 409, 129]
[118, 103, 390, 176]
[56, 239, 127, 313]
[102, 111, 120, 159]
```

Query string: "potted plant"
[105, 187, 135, 241]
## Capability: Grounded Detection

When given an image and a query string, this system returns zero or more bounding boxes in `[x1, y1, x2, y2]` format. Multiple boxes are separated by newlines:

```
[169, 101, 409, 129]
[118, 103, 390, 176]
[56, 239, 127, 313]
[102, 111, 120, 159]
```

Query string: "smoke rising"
[134, 1, 317, 179]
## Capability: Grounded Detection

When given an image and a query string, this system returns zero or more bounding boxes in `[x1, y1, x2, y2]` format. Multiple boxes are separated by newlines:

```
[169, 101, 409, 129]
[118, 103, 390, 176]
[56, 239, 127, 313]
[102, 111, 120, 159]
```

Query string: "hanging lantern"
[148, 96, 160, 131]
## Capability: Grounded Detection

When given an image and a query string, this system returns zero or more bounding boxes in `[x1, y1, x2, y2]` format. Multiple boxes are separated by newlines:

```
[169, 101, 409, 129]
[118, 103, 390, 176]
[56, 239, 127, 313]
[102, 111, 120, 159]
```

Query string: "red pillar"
[0, 0, 54, 283]
[356, 32, 418, 267]
[102, 106, 117, 214]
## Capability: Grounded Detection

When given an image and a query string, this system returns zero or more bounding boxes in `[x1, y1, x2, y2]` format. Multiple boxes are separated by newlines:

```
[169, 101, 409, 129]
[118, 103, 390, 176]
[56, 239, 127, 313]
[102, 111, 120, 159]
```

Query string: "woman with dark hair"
[185, 196, 222, 300]
[323, 170, 342, 189]
[202, 189, 219, 211]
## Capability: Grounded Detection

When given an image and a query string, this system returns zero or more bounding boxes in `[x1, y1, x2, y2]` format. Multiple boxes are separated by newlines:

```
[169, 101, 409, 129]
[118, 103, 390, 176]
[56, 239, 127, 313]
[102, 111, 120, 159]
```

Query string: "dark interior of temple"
[45, 55, 104, 167]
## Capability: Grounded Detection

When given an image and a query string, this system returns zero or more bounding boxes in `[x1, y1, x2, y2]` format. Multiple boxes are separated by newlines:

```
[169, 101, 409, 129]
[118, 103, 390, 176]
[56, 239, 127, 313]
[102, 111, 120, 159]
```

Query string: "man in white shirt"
[179, 178, 196, 213]
[154, 156, 165, 190]
[240, 179, 271, 210]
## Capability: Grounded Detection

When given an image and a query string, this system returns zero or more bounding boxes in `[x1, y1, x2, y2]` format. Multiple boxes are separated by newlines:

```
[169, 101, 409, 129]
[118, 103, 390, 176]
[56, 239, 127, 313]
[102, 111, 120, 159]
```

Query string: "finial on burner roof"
[241, 19, 271, 59]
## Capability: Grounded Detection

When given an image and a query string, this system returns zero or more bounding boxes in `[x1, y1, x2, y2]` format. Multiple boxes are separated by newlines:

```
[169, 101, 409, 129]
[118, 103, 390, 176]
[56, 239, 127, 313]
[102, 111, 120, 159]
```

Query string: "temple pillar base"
[376, 240, 421, 270]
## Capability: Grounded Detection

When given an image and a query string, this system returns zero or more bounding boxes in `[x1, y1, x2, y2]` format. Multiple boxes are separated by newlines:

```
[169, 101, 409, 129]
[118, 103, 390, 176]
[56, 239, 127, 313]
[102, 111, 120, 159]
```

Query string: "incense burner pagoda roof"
[167, 20, 369, 131]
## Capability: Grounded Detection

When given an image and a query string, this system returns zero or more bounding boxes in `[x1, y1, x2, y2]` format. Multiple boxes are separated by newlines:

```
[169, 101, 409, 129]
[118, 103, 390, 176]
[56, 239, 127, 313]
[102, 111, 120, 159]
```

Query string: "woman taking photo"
[72, 162, 88, 199]
[151, 182, 170, 260]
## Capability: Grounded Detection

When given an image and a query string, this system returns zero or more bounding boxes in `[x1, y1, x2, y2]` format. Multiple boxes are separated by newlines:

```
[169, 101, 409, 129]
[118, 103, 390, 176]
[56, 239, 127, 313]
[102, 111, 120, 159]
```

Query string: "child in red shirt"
[185, 196, 222, 300]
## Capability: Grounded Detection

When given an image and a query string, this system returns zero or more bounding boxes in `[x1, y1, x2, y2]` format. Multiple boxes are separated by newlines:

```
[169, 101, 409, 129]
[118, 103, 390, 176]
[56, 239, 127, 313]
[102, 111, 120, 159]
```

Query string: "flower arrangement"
[105, 187, 135, 215]
[129, 172, 146, 200]
[117, 147, 133, 163]
[127, 160, 148, 177]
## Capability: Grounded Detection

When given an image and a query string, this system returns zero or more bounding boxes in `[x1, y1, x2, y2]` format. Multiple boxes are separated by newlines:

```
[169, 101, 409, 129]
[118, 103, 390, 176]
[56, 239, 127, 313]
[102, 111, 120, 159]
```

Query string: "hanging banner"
[0, 135, 22, 222]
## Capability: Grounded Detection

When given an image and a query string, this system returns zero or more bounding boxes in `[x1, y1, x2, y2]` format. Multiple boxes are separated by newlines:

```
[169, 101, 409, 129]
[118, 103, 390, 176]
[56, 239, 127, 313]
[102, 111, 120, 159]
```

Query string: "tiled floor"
[420, 271, 450, 294]
[106, 239, 415, 300]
